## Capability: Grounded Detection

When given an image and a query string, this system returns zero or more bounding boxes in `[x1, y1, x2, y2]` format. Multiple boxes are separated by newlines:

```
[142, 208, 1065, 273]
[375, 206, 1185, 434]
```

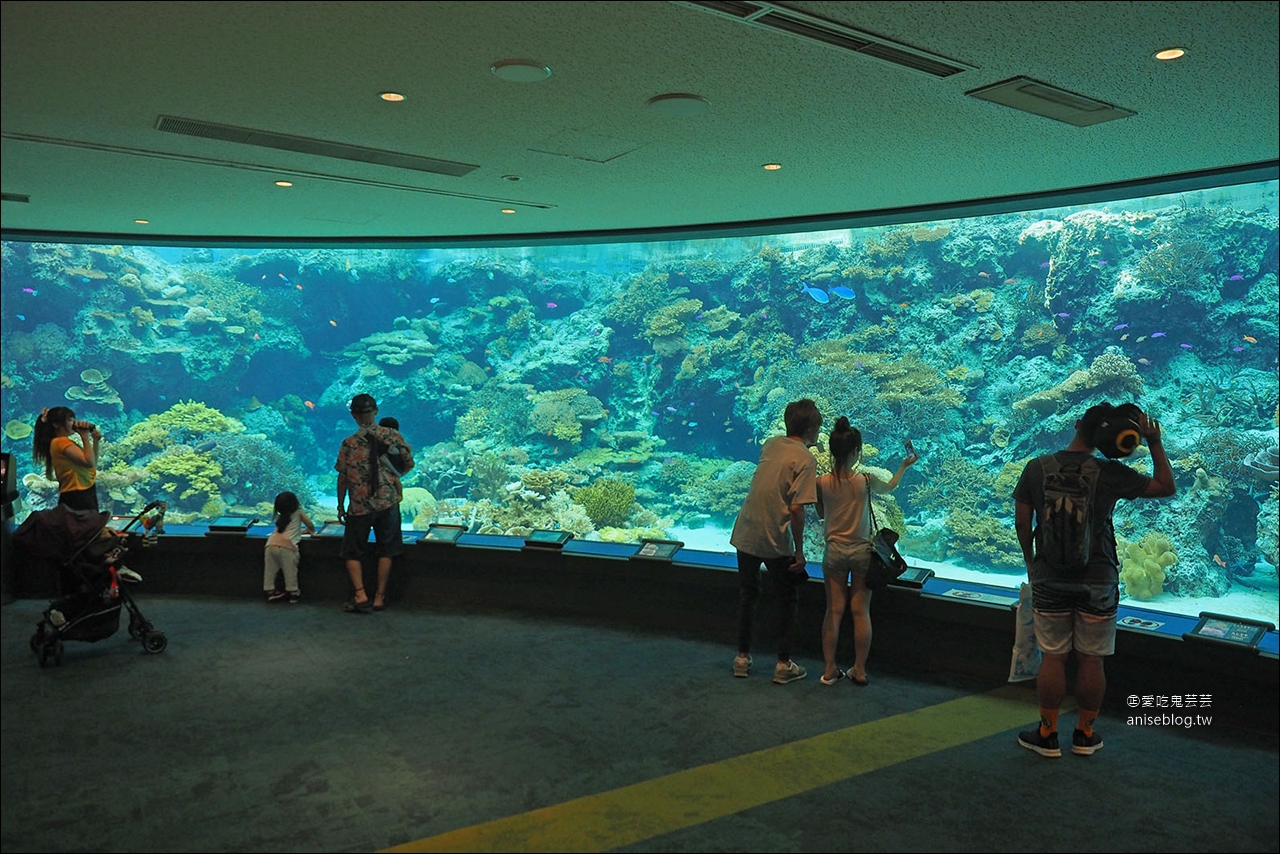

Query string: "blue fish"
[1179, 343, 1193, 349]
[1228, 274, 1245, 281]
[1232, 346, 1245, 352]
[801, 284, 829, 304]
[1113, 323, 1129, 330]
[16, 314, 25, 321]
[829, 286, 856, 300]
[1038, 261, 1051, 268]
[1056, 312, 1070, 318]
[1151, 331, 1167, 338]
[195, 440, 217, 452]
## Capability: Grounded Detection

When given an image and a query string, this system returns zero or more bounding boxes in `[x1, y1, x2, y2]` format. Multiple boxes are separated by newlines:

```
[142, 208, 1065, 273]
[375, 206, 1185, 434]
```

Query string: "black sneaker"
[1018, 727, 1061, 758]
[287, 591, 301, 605]
[265, 589, 287, 603]
[1072, 728, 1103, 755]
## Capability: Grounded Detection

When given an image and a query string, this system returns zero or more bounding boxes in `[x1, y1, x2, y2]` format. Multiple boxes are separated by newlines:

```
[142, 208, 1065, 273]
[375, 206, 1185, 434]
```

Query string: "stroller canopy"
[12, 505, 111, 562]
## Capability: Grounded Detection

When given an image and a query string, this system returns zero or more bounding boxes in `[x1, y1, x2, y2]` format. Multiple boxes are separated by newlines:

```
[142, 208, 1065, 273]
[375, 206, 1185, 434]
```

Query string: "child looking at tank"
[264, 491, 316, 604]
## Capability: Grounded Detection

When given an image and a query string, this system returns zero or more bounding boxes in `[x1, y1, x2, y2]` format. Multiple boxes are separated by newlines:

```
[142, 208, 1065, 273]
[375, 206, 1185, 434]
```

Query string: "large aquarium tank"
[2, 179, 1277, 624]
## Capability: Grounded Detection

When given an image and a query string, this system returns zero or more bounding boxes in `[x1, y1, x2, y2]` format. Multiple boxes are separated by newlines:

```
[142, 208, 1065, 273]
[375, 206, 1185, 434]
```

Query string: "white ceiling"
[2, 1, 1277, 246]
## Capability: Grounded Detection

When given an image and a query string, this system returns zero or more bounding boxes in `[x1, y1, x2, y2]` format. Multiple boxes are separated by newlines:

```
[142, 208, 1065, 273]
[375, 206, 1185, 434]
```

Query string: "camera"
[1094, 407, 1145, 459]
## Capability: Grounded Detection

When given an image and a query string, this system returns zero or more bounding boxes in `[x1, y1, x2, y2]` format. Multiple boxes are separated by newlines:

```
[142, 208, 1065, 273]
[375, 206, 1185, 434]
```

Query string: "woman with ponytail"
[814, 416, 918, 686]
[32, 406, 102, 512]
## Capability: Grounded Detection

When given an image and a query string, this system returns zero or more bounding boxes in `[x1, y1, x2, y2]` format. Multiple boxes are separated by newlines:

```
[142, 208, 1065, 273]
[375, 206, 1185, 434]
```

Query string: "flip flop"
[849, 672, 869, 686]
[343, 599, 372, 614]
[819, 669, 846, 686]
[372, 602, 386, 612]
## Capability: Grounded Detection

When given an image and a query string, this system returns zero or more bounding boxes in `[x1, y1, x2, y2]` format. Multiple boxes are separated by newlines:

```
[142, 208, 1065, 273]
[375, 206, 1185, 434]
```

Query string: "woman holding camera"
[32, 406, 102, 512]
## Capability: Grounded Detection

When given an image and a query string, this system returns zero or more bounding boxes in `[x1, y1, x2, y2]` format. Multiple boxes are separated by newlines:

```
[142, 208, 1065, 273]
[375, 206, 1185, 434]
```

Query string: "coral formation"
[1118, 532, 1178, 600]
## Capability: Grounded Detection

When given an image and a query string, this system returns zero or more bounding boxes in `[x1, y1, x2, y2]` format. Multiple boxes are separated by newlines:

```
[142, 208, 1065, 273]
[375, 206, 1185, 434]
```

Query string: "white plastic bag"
[1008, 582, 1041, 682]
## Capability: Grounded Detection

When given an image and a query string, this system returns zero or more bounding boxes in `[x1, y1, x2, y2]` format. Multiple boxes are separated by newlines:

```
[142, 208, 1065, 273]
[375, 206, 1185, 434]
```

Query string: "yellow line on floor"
[383, 685, 1046, 854]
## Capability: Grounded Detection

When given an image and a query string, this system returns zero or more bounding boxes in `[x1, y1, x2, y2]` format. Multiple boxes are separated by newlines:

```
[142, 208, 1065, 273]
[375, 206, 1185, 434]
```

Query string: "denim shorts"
[821, 540, 873, 581]
[339, 505, 403, 559]
[1031, 581, 1118, 657]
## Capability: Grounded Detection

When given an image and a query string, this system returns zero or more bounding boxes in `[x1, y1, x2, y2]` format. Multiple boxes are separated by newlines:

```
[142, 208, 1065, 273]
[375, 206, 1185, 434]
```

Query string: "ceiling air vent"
[966, 77, 1136, 127]
[671, 1, 972, 78]
[155, 115, 479, 177]
[2, 192, 31, 203]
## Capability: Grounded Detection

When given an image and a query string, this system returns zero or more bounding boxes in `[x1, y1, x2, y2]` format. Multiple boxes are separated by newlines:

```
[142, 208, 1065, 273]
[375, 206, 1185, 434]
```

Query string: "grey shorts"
[1031, 581, 1118, 657]
[821, 540, 873, 581]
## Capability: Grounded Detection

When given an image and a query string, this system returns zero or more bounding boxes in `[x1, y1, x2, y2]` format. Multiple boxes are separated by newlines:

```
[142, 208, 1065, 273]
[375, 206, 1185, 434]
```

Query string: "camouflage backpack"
[1036, 454, 1101, 573]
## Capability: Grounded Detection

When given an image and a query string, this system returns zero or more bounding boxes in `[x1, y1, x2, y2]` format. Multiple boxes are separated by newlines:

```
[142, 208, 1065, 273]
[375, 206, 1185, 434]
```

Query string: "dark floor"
[2, 594, 1277, 854]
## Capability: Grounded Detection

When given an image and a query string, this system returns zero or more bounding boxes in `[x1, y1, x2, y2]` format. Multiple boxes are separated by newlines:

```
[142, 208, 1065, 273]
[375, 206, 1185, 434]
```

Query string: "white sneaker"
[773, 660, 807, 684]
[732, 653, 752, 678]
[49, 609, 67, 628]
[117, 567, 143, 583]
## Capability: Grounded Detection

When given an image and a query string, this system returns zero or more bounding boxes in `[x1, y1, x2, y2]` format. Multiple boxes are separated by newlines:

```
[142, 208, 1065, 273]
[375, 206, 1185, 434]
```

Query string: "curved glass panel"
[2, 180, 1276, 625]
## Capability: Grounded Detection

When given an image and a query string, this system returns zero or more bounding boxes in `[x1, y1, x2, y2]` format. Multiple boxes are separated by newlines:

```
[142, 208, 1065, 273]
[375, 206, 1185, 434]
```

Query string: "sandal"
[343, 599, 373, 614]
[820, 669, 846, 686]
[849, 671, 869, 686]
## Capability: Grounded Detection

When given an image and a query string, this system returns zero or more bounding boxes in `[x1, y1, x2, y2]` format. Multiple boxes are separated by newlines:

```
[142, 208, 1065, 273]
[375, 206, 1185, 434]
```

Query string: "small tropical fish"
[1137, 358, 1152, 365]
[1213, 554, 1227, 568]
[303, 400, 316, 411]
[1120, 333, 1129, 341]
[345, 258, 352, 271]
[1180, 343, 1193, 349]
[278, 273, 290, 283]
[1004, 278, 1018, 285]
[1056, 312, 1070, 318]
[195, 440, 217, 453]
[666, 406, 678, 413]
[898, 302, 910, 309]
[295, 284, 303, 291]
[1243, 335, 1258, 343]
[329, 319, 338, 327]
[1038, 261, 1051, 268]
[829, 286, 856, 300]
[487, 271, 494, 280]
[253, 333, 261, 340]
[1113, 323, 1129, 330]
[16, 314, 25, 321]
[977, 272, 989, 278]
[1096, 260, 1109, 266]
[546, 302, 558, 308]
[598, 356, 612, 363]
[1233, 346, 1245, 352]
[688, 421, 698, 427]
[429, 297, 440, 304]
[1137, 336, 1147, 343]
[22, 287, 37, 295]
[1151, 332, 1167, 338]
[1228, 274, 1245, 281]
[800, 284, 829, 304]
[447, 277, 456, 283]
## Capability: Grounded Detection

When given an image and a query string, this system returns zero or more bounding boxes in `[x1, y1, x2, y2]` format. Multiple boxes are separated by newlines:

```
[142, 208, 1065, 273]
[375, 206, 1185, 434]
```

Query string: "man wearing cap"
[335, 394, 415, 612]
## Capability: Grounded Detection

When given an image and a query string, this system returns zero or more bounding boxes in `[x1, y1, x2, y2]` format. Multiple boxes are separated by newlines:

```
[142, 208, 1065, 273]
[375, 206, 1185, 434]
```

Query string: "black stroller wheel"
[143, 631, 167, 654]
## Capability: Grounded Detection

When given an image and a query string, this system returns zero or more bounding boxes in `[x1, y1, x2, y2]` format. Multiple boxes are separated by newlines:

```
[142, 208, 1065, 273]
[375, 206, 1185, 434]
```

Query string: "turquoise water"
[2, 180, 1277, 622]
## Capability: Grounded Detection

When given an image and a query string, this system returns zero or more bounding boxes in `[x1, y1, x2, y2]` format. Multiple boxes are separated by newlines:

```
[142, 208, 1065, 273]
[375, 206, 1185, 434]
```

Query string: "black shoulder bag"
[864, 474, 908, 591]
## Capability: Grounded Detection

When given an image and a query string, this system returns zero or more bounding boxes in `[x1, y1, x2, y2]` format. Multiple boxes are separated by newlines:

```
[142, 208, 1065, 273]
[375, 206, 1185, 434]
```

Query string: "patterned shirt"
[334, 425, 413, 516]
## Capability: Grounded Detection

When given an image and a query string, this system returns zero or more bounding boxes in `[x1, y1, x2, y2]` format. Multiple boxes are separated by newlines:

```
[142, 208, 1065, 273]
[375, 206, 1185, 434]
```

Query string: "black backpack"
[1036, 454, 1100, 572]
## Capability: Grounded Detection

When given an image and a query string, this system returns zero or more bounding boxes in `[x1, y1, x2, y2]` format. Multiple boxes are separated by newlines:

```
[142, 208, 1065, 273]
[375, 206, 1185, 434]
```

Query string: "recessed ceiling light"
[501, 174, 522, 182]
[491, 60, 552, 83]
[379, 91, 406, 102]
[646, 93, 709, 117]
[275, 180, 293, 187]
[134, 219, 149, 224]
[762, 163, 782, 171]
[500, 208, 516, 215]
[1154, 47, 1186, 61]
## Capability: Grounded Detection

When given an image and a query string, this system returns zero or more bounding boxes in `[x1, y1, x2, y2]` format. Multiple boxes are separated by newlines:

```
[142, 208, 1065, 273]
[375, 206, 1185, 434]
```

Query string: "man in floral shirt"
[335, 394, 414, 613]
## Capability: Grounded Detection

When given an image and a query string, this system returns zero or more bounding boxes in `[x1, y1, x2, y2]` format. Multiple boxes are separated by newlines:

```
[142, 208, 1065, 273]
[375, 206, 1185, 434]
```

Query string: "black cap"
[349, 393, 377, 414]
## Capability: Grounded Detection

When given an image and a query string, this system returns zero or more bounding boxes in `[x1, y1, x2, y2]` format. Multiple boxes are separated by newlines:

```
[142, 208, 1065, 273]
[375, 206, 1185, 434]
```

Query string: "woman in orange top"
[32, 406, 102, 512]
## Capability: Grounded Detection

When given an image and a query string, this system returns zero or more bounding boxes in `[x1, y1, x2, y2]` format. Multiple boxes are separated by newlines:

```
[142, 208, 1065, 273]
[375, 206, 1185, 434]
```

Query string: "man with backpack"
[1012, 402, 1175, 757]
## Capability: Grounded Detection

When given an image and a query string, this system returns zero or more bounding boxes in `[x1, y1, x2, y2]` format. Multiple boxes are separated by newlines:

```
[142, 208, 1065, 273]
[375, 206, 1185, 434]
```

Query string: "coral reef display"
[2, 181, 1277, 624]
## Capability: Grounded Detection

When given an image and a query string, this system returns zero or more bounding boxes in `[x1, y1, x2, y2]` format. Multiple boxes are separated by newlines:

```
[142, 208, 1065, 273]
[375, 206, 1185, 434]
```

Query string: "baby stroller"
[13, 501, 169, 667]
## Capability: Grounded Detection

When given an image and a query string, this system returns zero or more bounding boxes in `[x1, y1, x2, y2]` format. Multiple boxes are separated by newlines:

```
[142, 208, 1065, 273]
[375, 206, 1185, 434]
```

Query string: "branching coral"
[111, 400, 245, 458]
[144, 446, 223, 508]
[944, 507, 1022, 567]
[1118, 532, 1178, 600]
[575, 478, 636, 528]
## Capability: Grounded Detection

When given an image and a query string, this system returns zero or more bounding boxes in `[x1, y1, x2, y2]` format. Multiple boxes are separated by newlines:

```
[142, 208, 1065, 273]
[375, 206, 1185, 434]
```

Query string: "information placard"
[630, 539, 684, 563]
[1183, 612, 1274, 650]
